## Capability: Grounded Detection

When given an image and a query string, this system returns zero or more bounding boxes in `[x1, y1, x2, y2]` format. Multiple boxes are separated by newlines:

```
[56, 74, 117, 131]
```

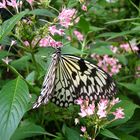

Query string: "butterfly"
[33, 47, 117, 108]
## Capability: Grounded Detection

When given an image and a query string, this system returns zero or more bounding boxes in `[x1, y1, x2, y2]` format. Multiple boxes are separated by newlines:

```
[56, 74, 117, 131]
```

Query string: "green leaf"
[109, 99, 138, 127]
[114, 131, 139, 140]
[89, 26, 105, 32]
[0, 77, 30, 140]
[62, 45, 83, 55]
[11, 121, 55, 140]
[0, 10, 29, 42]
[77, 17, 90, 33]
[91, 46, 114, 55]
[118, 83, 140, 93]
[62, 125, 83, 140]
[115, 54, 128, 65]
[100, 129, 120, 140]
[0, 50, 8, 60]
[11, 55, 30, 70]
[28, 9, 56, 17]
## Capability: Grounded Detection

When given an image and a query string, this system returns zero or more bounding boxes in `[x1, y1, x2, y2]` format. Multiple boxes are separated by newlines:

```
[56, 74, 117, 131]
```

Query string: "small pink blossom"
[78, 100, 95, 117]
[49, 25, 65, 36]
[78, 108, 87, 117]
[6, 0, 20, 8]
[24, 41, 30, 47]
[0, 0, 6, 9]
[97, 109, 107, 118]
[110, 45, 118, 53]
[39, 36, 63, 48]
[81, 126, 86, 132]
[113, 108, 125, 119]
[58, 8, 77, 28]
[97, 55, 121, 76]
[110, 98, 120, 106]
[66, 36, 71, 41]
[82, 5, 87, 11]
[120, 43, 139, 52]
[76, 98, 83, 105]
[26, 0, 34, 5]
[98, 99, 108, 110]
[73, 30, 84, 41]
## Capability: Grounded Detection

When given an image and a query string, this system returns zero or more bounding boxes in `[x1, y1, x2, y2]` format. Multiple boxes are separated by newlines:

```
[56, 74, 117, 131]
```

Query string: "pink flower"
[24, 41, 30, 47]
[110, 98, 120, 106]
[73, 30, 84, 41]
[58, 8, 77, 28]
[7, 0, 20, 8]
[98, 99, 108, 110]
[49, 25, 65, 36]
[82, 5, 87, 11]
[113, 108, 125, 119]
[81, 126, 86, 132]
[66, 36, 71, 41]
[78, 109, 87, 117]
[97, 109, 107, 118]
[120, 43, 139, 52]
[0, 0, 6, 8]
[110, 45, 118, 53]
[26, 0, 34, 5]
[76, 98, 83, 105]
[39, 36, 63, 48]
[97, 55, 121, 76]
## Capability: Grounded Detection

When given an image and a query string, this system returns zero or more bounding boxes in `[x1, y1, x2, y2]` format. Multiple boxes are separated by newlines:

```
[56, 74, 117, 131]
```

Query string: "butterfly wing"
[50, 54, 117, 107]
[33, 53, 59, 108]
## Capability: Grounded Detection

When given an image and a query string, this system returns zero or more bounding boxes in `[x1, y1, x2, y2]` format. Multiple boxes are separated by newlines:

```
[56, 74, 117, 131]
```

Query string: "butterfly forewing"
[33, 53, 59, 108]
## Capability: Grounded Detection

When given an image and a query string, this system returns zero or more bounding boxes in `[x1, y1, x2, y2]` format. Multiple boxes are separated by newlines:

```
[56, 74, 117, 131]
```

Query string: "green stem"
[31, 51, 40, 77]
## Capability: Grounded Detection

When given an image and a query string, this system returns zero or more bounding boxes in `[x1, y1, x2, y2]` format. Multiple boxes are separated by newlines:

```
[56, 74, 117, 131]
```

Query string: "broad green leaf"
[118, 83, 140, 93]
[113, 131, 139, 140]
[62, 125, 84, 140]
[0, 10, 29, 42]
[0, 50, 8, 60]
[11, 121, 55, 140]
[109, 99, 138, 127]
[26, 71, 35, 85]
[28, 9, 56, 17]
[77, 17, 90, 33]
[100, 129, 120, 140]
[62, 45, 83, 55]
[11, 55, 30, 70]
[115, 54, 128, 65]
[0, 77, 30, 140]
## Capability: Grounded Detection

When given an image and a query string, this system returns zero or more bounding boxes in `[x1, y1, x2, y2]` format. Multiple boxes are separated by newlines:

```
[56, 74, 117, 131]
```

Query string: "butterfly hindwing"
[50, 54, 117, 107]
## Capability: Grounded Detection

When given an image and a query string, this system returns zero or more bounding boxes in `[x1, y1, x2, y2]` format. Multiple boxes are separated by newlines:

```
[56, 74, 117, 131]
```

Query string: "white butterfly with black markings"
[33, 47, 117, 108]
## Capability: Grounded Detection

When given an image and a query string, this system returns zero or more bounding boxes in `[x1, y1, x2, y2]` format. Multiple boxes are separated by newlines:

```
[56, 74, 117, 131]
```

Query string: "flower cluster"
[73, 30, 84, 41]
[58, 8, 77, 28]
[39, 36, 62, 48]
[120, 43, 139, 52]
[91, 54, 122, 76]
[75, 98, 125, 139]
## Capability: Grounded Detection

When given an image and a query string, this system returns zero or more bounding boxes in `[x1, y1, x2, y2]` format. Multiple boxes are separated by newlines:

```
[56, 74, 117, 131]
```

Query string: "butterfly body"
[33, 48, 117, 108]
